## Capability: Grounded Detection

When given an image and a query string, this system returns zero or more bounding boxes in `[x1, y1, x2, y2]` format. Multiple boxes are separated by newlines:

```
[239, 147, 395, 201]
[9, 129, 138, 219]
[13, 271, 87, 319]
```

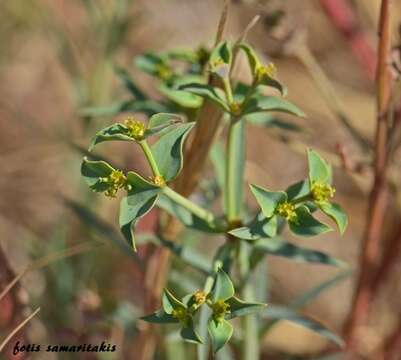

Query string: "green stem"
[139, 140, 161, 177]
[222, 77, 234, 105]
[162, 186, 222, 228]
[239, 242, 259, 360]
[225, 119, 245, 223]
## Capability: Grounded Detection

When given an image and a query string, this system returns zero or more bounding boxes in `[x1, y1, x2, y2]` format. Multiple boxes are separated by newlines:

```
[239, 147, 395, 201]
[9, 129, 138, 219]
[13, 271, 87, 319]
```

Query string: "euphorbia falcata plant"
[81, 39, 348, 355]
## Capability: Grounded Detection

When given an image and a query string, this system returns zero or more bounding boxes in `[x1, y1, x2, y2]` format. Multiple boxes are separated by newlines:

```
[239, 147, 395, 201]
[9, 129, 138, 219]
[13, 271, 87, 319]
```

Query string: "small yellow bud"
[172, 307, 187, 323]
[124, 118, 146, 140]
[211, 58, 225, 69]
[276, 201, 297, 222]
[211, 300, 230, 322]
[230, 101, 242, 116]
[255, 62, 277, 82]
[101, 170, 127, 198]
[152, 175, 166, 187]
[311, 181, 335, 204]
[193, 290, 207, 306]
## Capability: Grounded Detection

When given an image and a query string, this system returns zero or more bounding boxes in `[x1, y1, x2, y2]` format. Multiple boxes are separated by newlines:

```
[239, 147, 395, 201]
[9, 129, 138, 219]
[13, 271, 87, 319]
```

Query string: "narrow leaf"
[242, 95, 305, 117]
[141, 309, 177, 324]
[250, 184, 287, 218]
[320, 203, 348, 235]
[229, 212, 277, 240]
[89, 123, 133, 151]
[225, 296, 266, 319]
[179, 83, 229, 112]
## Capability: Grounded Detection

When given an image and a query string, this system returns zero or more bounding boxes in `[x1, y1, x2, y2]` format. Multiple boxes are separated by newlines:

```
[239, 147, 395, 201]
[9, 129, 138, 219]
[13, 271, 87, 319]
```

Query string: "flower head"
[311, 181, 335, 204]
[255, 62, 276, 82]
[276, 201, 297, 222]
[211, 300, 230, 322]
[172, 307, 188, 324]
[152, 175, 166, 187]
[100, 170, 127, 198]
[193, 290, 207, 306]
[124, 118, 146, 140]
[230, 101, 242, 116]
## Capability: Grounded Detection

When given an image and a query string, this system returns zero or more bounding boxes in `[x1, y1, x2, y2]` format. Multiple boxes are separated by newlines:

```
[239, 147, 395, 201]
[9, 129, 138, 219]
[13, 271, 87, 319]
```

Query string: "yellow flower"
[172, 307, 187, 323]
[229, 101, 242, 116]
[255, 62, 277, 82]
[152, 175, 166, 187]
[193, 290, 207, 306]
[311, 181, 335, 204]
[211, 300, 230, 321]
[276, 201, 297, 222]
[101, 170, 127, 198]
[211, 58, 225, 69]
[155, 64, 172, 80]
[124, 118, 146, 140]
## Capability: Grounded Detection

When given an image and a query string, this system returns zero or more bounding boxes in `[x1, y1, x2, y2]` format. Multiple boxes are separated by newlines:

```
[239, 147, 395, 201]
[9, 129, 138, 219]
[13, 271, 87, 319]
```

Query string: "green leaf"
[89, 123, 134, 151]
[261, 306, 344, 348]
[81, 157, 115, 192]
[115, 65, 147, 100]
[242, 95, 305, 117]
[180, 319, 203, 344]
[250, 184, 287, 218]
[289, 206, 332, 237]
[151, 122, 195, 181]
[320, 203, 348, 235]
[159, 84, 203, 108]
[135, 53, 169, 76]
[80, 100, 170, 118]
[141, 309, 177, 324]
[207, 318, 233, 354]
[225, 296, 266, 319]
[290, 270, 352, 310]
[307, 149, 332, 184]
[145, 112, 183, 137]
[163, 288, 186, 313]
[179, 83, 229, 112]
[238, 43, 261, 75]
[229, 212, 277, 240]
[251, 238, 347, 267]
[211, 268, 235, 302]
[209, 41, 232, 79]
[286, 180, 310, 201]
[119, 172, 161, 249]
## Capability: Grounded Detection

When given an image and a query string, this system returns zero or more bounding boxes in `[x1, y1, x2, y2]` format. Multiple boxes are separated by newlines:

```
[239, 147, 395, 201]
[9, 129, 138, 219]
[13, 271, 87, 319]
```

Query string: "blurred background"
[1, 0, 401, 359]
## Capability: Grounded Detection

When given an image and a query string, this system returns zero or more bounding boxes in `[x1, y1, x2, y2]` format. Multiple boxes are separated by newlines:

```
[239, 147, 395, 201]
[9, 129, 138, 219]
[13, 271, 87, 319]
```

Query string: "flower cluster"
[255, 62, 277, 82]
[124, 118, 146, 140]
[100, 169, 127, 198]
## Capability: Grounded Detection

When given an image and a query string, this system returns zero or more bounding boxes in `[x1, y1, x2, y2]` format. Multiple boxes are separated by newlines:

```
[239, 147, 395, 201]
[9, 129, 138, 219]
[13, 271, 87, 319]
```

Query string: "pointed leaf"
[89, 123, 134, 151]
[159, 84, 203, 108]
[211, 268, 234, 302]
[261, 306, 344, 348]
[250, 184, 287, 218]
[289, 206, 332, 237]
[141, 309, 178, 324]
[81, 158, 115, 192]
[180, 319, 203, 344]
[145, 112, 183, 137]
[225, 296, 266, 319]
[135, 53, 170, 77]
[320, 203, 348, 235]
[286, 180, 310, 201]
[162, 288, 186, 313]
[208, 319, 233, 354]
[229, 212, 277, 240]
[252, 238, 347, 267]
[179, 83, 229, 112]
[307, 149, 332, 184]
[151, 122, 195, 181]
[238, 43, 261, 75]
[209, 41, 232, 79]
[242, 95, 305, 117]
[119, 172, 161, 249]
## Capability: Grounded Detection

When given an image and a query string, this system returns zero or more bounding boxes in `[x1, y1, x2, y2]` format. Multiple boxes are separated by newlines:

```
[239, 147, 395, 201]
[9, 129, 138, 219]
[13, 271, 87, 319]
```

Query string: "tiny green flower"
[100, 169, 127, 198]
[124, 118, 146, 140]
[276, 201, 297, 222]
[211, 300, 231, 322]
[172, 307, 188, 324]
[151, 175, 166, 187]
[193, 290, 207, 306]
[155, 64, 172, 80]
[229, 101, 242, 116]
[311, 181, 336, 204]
[255, 62, 276, 82]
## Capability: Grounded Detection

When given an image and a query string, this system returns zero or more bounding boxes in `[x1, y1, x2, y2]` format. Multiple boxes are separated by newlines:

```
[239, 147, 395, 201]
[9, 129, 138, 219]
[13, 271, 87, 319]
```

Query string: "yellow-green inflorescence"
[100, 170, 127, 198]
[152, 175, 166, 187]
[276, 201, 297, 222]
[211, 300, 230, 322]
[311, 181, 336, 204]
[124, 117, 146, 141]
[255, 62, 276, 82]
[229, 101, 242, 116]
[172, 307, 188, 324]
[155, 64, 172, 80]
[193, 290, 207, 306]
